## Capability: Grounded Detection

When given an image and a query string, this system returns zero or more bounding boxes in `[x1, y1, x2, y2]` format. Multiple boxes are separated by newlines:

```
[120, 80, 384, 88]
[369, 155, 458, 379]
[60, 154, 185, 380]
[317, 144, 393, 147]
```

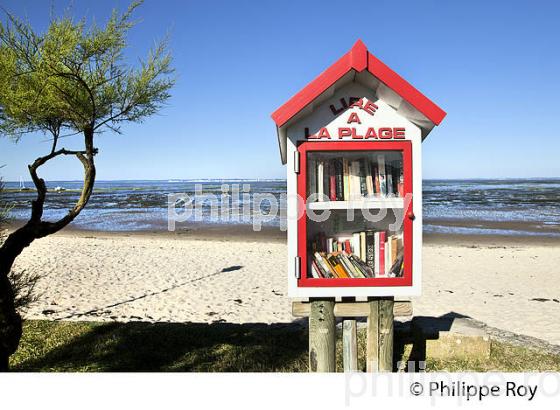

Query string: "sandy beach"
[11, 227, 560, 346]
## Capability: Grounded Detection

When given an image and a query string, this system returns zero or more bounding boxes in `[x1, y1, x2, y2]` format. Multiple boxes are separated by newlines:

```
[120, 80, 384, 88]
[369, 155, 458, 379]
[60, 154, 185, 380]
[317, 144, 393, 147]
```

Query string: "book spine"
[344, 239, 352, 254]
[365, 230, 375, 271]
[350, 161, 361, 199]
[327, 254, 349, 278]
[317, 160, 324, 201]
[334, 159, 344, 201]
[391, 161, 399, 195]
[386, 161, 393, 196]
[374, 232, 380, 276]
[339, 254, 359, 278]
[343, 158, 350, 201]
[359, 159, 367, 196]
[310, 260, 321, 278]
[365, 159, 374, 196]
[308, 158, 316, 200]
[360, 232, 366, 262]
[373, 163, 380, 196]
[352, 233, 360, 259]
[377, 155, 386, 197]
[378, 231, 386, 277]
[329, 161, 337, 201]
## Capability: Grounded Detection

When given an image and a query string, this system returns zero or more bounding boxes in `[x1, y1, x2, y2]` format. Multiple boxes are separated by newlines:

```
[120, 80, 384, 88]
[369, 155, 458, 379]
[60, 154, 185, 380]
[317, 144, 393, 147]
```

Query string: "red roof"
[271, 40, 446, 128]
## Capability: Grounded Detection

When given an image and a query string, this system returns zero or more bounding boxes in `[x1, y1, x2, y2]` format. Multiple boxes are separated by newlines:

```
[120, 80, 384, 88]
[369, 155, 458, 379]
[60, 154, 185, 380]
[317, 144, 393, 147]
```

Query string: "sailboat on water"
[19, 176, 31, 191]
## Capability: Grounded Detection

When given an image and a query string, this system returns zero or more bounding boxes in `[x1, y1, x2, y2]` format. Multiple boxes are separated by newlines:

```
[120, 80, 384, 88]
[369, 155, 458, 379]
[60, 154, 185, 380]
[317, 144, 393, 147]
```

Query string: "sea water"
[3, 178, 560, 236]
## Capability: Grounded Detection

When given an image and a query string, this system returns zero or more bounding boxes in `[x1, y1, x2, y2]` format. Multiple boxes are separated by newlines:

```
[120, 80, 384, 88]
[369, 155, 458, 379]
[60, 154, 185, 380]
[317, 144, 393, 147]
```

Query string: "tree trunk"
[0, 127, 97, 371]
[0, 223, 41, 370]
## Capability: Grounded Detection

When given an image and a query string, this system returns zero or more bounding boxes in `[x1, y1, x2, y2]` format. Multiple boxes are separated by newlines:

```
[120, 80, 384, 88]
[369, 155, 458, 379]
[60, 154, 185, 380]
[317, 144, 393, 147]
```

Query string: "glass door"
[297, 141, 413, 287]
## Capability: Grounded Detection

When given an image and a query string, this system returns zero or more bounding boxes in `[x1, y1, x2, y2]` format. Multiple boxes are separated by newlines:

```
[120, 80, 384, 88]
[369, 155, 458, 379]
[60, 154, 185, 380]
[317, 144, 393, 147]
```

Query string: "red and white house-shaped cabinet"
[271, 40, 446, 298]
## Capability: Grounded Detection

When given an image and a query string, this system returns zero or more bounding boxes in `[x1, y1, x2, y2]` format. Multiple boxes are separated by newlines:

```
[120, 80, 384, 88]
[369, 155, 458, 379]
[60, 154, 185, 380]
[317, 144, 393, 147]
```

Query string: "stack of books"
[309, 231, 404, 279]
[309, 154, 403, 201]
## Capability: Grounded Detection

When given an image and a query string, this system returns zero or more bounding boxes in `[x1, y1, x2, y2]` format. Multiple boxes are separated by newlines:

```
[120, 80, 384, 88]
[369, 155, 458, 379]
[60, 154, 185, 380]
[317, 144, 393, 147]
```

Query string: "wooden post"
[379, 298, 394, 372]
[309, 299, 336, 372]
[366, 297, 394, 372]
[366, 298, 379, 372]
[342, 319, 358, 372]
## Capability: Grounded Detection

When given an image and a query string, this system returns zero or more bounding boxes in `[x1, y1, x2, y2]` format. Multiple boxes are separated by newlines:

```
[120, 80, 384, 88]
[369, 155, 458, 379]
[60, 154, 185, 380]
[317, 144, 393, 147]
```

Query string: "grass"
[10, 320, 560, 372]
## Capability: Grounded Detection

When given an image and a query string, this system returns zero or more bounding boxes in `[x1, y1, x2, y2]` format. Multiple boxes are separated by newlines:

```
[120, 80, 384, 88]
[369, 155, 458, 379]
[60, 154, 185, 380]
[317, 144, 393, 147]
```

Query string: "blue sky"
[1, 0, 559, 181]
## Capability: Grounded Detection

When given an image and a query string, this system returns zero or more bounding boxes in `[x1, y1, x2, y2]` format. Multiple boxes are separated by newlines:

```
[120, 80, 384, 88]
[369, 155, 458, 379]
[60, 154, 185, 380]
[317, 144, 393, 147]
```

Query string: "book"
[349, 161, 359, 199]
[308, 158, 317, 199]
[378, 231, 386, 277]
[333, 159, 344, 201]
[391, 161, 400, 196]
[310, 260, 322, 278]
[359, 158, 368, 197]
[343, 158, 350, 200]
[389, 251, 404, 277]
[377, 155, 387, 196]
[365, 159, 374, 196]
[391, 235, 398, 266]
[327, 253, 349, 278]
[365, 230, 375, 272]
[351, 232, 361, 259]
[339, 253, 363, 278]
[359, 232, 366, 262]
[386, 160, 393, 196]
[373, 163, 380, 196]
[329, 162, 337, 201]
[314, 252, 333, 278]
[317, 160, 324, 201]
[349, 255, 374, 278]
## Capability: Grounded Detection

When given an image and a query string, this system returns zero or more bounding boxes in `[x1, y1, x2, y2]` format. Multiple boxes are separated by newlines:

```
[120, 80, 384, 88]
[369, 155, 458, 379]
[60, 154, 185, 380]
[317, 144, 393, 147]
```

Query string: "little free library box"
[271, 40, 446, 298]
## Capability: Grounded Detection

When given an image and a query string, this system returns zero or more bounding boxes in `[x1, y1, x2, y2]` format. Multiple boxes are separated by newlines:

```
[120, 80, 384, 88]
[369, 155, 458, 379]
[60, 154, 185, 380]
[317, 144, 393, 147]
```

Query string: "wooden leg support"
[309, 299, 336, 372]
[342, 319, 358, 372]
[366, 297, 394, 372]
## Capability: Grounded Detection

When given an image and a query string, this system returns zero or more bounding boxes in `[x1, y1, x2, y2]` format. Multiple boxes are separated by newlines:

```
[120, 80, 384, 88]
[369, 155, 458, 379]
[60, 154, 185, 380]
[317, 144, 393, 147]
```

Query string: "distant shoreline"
[7, 220, 560, 246]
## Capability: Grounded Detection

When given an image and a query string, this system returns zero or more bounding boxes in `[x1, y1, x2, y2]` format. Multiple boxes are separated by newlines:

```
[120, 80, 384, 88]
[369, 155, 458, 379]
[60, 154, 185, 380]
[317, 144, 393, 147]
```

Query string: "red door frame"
[297, 141, 413, 287]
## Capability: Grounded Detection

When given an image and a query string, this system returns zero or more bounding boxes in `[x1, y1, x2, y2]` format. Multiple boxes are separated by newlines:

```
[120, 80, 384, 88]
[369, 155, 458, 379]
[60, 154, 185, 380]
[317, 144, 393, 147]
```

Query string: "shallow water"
[4, 178, 560, 236]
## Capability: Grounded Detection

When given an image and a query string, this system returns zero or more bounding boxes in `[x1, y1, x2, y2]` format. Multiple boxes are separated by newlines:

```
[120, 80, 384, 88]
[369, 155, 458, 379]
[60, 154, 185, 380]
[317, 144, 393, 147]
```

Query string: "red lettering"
[393, 127, 405, 139]
[365, 127, 378, 139]
[317, 128, 331, 139]
[351, 128, 364, 139]
[346, 112, 361, 124]
[305, 127, 317, 139]
[348, 98, 363, 109]
[379, 128, 393, 139]
[363, 101, 378, 115]
[338, 128, 352, 138]
[329, 98, 349, 115]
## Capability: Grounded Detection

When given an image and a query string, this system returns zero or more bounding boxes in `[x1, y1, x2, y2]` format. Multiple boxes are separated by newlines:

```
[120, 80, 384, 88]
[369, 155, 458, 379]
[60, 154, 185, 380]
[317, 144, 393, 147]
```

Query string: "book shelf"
[307, 198, 404, 210]
[297, 141, 413, 288]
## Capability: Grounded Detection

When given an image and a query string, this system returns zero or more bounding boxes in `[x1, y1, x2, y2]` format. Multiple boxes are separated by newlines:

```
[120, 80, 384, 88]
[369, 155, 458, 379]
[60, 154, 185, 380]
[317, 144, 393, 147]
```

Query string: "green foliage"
[0, 0, 174, 140]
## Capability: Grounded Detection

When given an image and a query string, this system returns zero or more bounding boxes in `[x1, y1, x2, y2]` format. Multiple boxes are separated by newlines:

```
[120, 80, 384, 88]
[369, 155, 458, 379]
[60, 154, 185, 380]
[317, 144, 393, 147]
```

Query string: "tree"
[0, 176, 40, 316]
[0, 1, 174, 370]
